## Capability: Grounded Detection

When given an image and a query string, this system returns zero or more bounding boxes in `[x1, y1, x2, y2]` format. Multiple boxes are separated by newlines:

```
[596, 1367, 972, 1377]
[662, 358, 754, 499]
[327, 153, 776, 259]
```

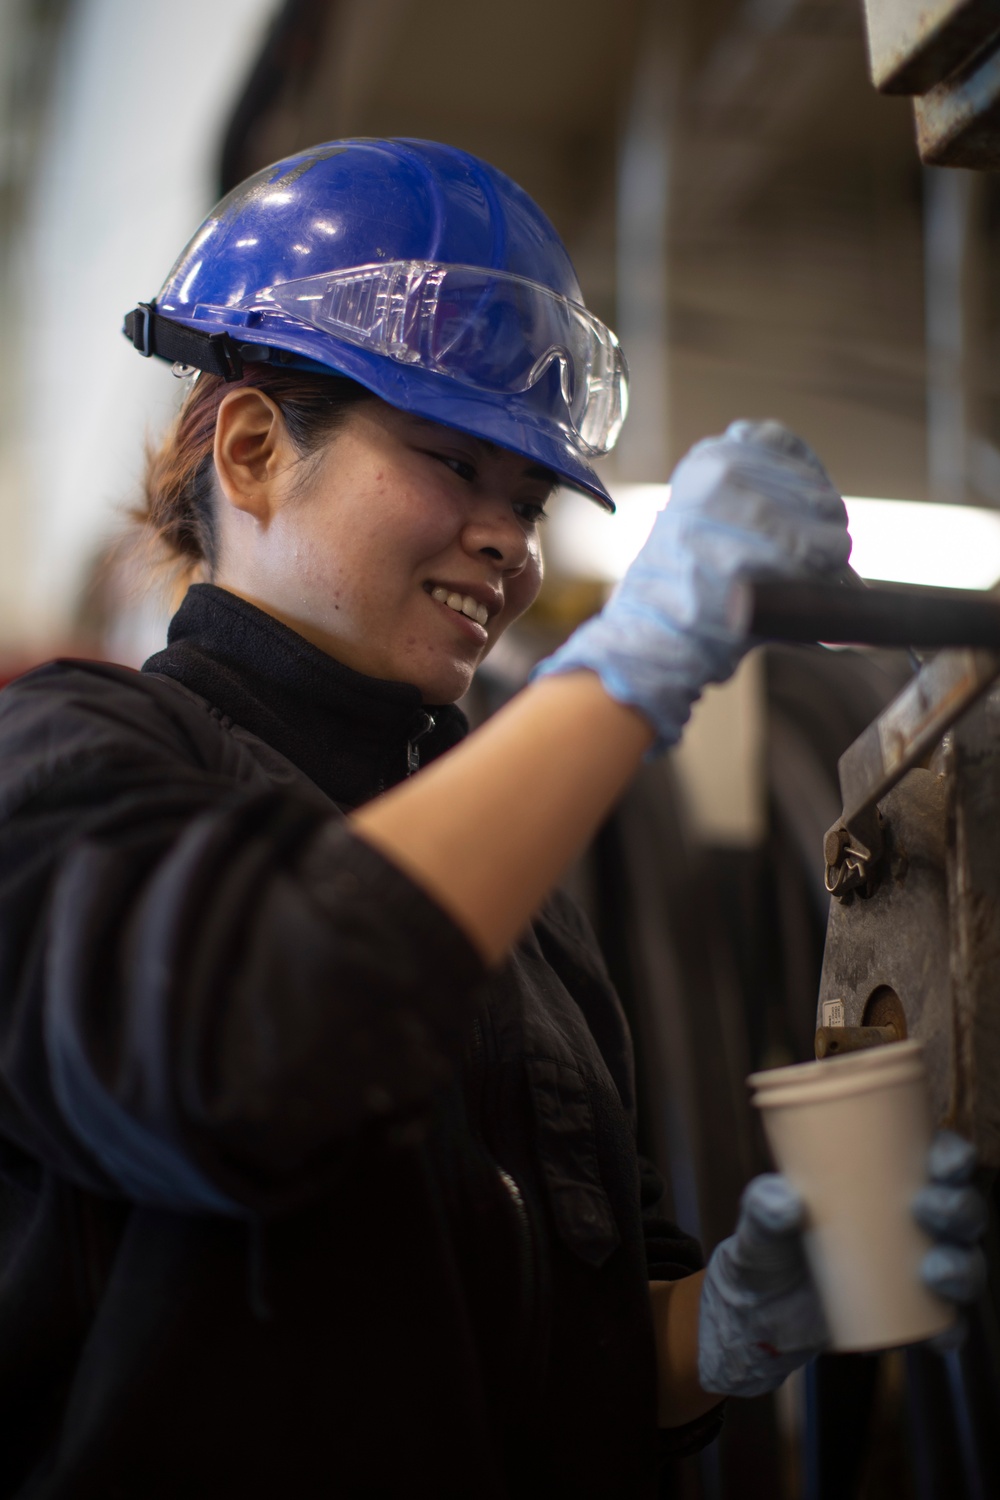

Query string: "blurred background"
[3, 1, 1000, 1496]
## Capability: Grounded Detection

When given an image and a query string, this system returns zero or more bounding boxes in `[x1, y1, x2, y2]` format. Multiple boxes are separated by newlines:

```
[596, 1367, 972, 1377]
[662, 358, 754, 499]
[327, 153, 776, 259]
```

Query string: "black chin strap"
[122, 304, 274, 381]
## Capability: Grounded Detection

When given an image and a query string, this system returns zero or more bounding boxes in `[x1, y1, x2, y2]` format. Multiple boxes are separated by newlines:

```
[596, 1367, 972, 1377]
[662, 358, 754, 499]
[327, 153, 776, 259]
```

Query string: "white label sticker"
[822, 998, 845, 1028]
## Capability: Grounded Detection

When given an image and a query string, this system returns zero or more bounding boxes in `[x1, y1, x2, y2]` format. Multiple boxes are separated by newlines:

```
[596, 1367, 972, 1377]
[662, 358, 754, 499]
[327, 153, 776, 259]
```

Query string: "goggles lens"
[253, 261, 628, 455]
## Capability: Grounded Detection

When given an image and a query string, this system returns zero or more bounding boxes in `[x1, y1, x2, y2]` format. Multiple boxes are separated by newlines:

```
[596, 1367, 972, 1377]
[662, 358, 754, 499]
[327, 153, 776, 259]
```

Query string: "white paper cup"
[748, 1041, 954, 1351]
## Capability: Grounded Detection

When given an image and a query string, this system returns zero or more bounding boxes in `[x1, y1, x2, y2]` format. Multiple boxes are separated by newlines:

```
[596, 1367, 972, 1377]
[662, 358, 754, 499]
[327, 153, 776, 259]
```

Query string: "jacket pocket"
[524, 1056, 621, 1269]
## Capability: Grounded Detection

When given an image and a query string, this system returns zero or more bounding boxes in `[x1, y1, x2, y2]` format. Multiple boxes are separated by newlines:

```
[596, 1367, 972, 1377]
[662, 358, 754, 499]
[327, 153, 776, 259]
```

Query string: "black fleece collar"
[142, 584, 468, 808]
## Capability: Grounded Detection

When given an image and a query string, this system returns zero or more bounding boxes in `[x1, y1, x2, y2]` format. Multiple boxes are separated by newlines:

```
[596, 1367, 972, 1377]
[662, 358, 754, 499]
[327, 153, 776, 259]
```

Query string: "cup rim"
[750, 1056, 926, 1108]
[747, 1039, 923, 1094]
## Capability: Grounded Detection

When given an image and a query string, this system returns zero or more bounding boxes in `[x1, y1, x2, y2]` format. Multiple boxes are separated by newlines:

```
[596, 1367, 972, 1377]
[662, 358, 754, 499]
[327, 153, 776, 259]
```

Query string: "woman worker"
[0, 140, 984, 1498]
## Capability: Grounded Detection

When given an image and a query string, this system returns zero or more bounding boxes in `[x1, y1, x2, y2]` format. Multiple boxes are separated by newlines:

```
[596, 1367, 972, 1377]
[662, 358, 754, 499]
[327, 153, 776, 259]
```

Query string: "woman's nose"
[463, 508, 531, 573]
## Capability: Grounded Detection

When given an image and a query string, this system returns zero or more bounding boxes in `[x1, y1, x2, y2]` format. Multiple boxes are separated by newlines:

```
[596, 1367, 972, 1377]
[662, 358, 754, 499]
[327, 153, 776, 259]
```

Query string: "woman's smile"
[424, 579, 499, 633]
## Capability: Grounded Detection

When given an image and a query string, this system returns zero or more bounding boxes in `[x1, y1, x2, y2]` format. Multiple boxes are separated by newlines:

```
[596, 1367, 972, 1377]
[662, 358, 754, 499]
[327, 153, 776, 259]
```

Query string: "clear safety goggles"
[253, 260, 628, 455]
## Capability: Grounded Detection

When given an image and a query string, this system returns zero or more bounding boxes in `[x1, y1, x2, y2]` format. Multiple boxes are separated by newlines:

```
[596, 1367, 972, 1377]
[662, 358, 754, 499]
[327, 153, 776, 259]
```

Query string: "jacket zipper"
[406, 712, 436, 774]
[497, 1166, 539, 1367]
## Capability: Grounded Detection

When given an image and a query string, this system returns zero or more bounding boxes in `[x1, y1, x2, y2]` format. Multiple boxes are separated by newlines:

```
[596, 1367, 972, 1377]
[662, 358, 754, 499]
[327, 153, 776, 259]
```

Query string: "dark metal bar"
[749, 580, 1000, 648]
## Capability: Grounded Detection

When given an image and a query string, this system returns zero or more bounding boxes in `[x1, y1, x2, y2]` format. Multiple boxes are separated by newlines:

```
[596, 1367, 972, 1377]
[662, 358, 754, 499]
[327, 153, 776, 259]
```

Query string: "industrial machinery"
[819, 652, 1000, 1163]
[808, 0, 1000, 1157]
[750, 579, 1000, 1498]
[752, 582, 1000, 1168]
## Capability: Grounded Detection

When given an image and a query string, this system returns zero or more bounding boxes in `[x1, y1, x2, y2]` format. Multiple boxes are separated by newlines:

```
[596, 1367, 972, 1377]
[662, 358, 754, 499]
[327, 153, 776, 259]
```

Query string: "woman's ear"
[213, 388, 294, 523]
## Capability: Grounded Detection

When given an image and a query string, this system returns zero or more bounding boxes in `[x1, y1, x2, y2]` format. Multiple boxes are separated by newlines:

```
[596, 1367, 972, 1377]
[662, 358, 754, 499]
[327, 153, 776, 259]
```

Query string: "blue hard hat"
[123, 139, 626, 510]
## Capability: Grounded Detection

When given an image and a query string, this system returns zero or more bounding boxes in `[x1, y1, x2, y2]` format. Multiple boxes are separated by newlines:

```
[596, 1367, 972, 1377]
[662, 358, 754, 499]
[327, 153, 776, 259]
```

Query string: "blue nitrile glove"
[697, 1174, 828, 1399]
[913, 1130, 988, 1310]
[698, 1132, 989, 1399]
[532, 420, 851, 751]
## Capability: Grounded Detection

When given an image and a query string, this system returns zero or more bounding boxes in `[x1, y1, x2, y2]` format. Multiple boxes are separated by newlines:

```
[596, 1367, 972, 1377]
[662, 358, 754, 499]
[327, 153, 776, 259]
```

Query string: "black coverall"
[0, 584, 721, 1498]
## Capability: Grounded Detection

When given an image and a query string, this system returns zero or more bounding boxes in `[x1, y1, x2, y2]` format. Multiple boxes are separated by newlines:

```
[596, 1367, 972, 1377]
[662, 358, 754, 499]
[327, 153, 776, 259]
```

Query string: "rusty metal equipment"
[751, 577, 1000, 1169]
[861, 0, 1000, 166]
[813, 643, 1000, 1500]
[819, 650, 1000, 1167]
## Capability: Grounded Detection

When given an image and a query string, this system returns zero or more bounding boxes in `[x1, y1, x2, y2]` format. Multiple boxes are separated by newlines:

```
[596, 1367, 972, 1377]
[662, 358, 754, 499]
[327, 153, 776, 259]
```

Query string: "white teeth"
[429, 585, 489, 629]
